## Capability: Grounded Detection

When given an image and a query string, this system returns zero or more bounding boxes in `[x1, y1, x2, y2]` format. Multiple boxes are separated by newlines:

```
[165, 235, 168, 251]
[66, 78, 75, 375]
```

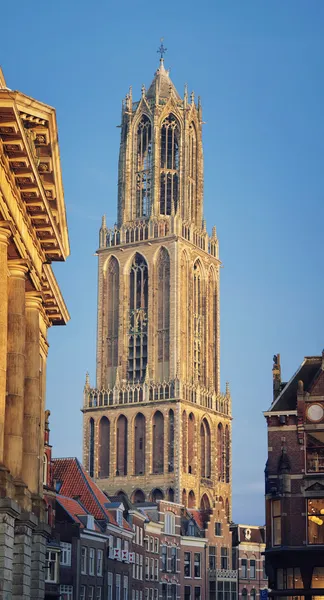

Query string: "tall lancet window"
[157, 248, 170, 380]
[106, 257, 119, 385]
[160, 114, 180, 215]
[136, 116, 152, 218]
[193, 260, 204, 383]
[208, 268, 217, 391]
[188, 123, 197, 222]
[128, 253, 148, 382]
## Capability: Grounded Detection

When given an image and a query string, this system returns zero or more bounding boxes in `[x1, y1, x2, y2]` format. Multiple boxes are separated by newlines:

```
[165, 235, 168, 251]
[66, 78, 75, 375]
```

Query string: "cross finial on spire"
[157, 38, 167, 60]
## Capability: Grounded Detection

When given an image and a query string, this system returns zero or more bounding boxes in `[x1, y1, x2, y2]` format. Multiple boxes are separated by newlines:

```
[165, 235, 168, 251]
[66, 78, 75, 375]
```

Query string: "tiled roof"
[56, 494, 87, 528]
[188, 510, 205, 530]
[53, 458, 131, 531]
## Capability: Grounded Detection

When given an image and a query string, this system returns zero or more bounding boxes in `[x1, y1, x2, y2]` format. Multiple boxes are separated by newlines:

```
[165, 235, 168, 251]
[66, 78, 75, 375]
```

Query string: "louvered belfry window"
[128, 253, 148, 382]
[160, 114, 179, 215]
[136, 116, 152, 218]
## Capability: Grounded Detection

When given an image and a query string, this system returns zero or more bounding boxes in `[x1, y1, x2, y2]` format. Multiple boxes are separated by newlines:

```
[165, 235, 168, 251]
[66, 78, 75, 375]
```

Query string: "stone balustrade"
[83, 378, 230, 416]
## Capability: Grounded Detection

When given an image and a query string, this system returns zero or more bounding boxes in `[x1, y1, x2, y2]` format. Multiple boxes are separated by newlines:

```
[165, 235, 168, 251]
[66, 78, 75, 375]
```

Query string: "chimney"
[273, 354, 281, 401]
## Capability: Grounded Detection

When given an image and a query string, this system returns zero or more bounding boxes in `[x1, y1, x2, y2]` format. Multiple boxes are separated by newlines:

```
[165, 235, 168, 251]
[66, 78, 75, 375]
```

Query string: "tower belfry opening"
[83, 54, 232, 513]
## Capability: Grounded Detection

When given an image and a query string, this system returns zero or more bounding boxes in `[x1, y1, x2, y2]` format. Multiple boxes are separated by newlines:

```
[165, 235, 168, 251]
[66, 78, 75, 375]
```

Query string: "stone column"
[0, 224, 11, 464]
[0, 498, 20, 600]
[23, 293, 42, 495]
[30, 523, 50, 600]
[12, 512, 37, 600]
[4, 260, 29, 480]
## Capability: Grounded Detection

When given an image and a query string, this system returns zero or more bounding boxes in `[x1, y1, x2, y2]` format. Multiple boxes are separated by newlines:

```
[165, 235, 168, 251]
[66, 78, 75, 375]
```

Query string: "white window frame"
[116, 573, 121, 600]
[88, 586, 94, 600]
[60, 585, 73, 600]
[80, 585, 86, 600]
[45, 550, 59, 583]
[97, 548, 103, 576]
[89, 547, 95, 576]
[81, 546, 87, 574]
[60, 541, 72, 567]
[108, 572, 113, 600]
[96, 587, 102, 600]
[165, 512, 175, 534]
[123, 575, 128, 600]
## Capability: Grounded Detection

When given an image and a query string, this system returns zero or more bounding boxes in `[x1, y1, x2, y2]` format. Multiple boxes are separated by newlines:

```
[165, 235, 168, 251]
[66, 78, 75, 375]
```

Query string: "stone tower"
[83, 56, 232, 516]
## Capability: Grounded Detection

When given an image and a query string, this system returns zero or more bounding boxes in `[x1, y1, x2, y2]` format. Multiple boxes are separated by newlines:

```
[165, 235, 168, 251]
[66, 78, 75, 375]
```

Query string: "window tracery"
[188, 123, 197, 222]
[128, 254, 148, 382]
[136, 116, 152, 218]
[160, 114, 179, 215]
[157, 248, 170, 380]
[180, 251, 189, 380]
[193, 261, 204, 383]
[200, 418, 211, 478]
[106, 257, 119, 383]
[208, 268, 217, 391]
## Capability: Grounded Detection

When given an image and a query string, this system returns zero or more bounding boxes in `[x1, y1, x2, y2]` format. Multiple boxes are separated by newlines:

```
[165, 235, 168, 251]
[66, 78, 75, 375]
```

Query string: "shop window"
[308, 499, 324, 544]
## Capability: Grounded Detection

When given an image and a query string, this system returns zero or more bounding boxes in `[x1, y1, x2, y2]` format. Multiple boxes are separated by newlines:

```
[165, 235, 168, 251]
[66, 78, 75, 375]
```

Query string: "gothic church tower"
[83, 55, 232, 517]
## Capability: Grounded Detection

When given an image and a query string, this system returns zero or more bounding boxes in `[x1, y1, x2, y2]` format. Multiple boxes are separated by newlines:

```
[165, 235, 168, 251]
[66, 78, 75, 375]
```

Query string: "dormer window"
[165, 511, 175, 535]
[187, 521, 195, 536]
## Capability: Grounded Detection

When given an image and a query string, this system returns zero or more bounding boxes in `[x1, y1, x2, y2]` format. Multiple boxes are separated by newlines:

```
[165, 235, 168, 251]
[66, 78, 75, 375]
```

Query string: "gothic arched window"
[152, 411, 164, 474]
[200, 418, 211, 479]
[136, 116, 152, 218]
[188, 413, 195, 474]
[157, 248, 170, 380]
[180, 251, 189, 380]
[188, 490, 195, 508]
[160, 114, 180, 215]
[168, 409, 174, 473]
[99, 416, 110, 478]
[182, 410, 187, 472]
[218, 422, 224, 482]
[89, 418, 94, 477]
[134, 413, 146, 475]
[225, 425, 230, 483]
[188, 122, 197, 221]
[116, 415, 128, 476]
[193, 260, 204, 383]
[208, 267, 217, 391]
[128, 254, 148, 382]
[106, 257, 119, 385]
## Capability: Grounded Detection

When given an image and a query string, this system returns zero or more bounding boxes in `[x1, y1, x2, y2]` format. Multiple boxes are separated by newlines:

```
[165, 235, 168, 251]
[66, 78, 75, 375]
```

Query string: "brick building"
[265, 352, 324, 598]
[231, 524, 266, 599]
[82, 51, 232, 523]
[0, 67, 69, 599]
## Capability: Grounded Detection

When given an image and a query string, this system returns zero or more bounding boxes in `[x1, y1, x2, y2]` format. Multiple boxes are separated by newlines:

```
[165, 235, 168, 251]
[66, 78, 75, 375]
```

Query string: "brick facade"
[265, 353, 324, 597]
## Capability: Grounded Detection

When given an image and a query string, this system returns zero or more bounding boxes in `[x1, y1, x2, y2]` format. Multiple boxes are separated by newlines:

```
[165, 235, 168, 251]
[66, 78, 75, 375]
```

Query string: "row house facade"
[231, 524, 267, 600]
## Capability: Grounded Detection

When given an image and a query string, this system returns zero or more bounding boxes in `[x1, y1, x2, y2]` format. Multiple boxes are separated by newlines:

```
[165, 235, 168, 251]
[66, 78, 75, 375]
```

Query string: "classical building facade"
[0, 68, 69, 599]
[265, 353, 324, 598]
[82, 55, 231, 515]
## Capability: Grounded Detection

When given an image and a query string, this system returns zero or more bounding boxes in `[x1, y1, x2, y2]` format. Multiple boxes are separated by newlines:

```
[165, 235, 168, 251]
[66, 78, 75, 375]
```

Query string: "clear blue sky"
[1, 0, 324, 525]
